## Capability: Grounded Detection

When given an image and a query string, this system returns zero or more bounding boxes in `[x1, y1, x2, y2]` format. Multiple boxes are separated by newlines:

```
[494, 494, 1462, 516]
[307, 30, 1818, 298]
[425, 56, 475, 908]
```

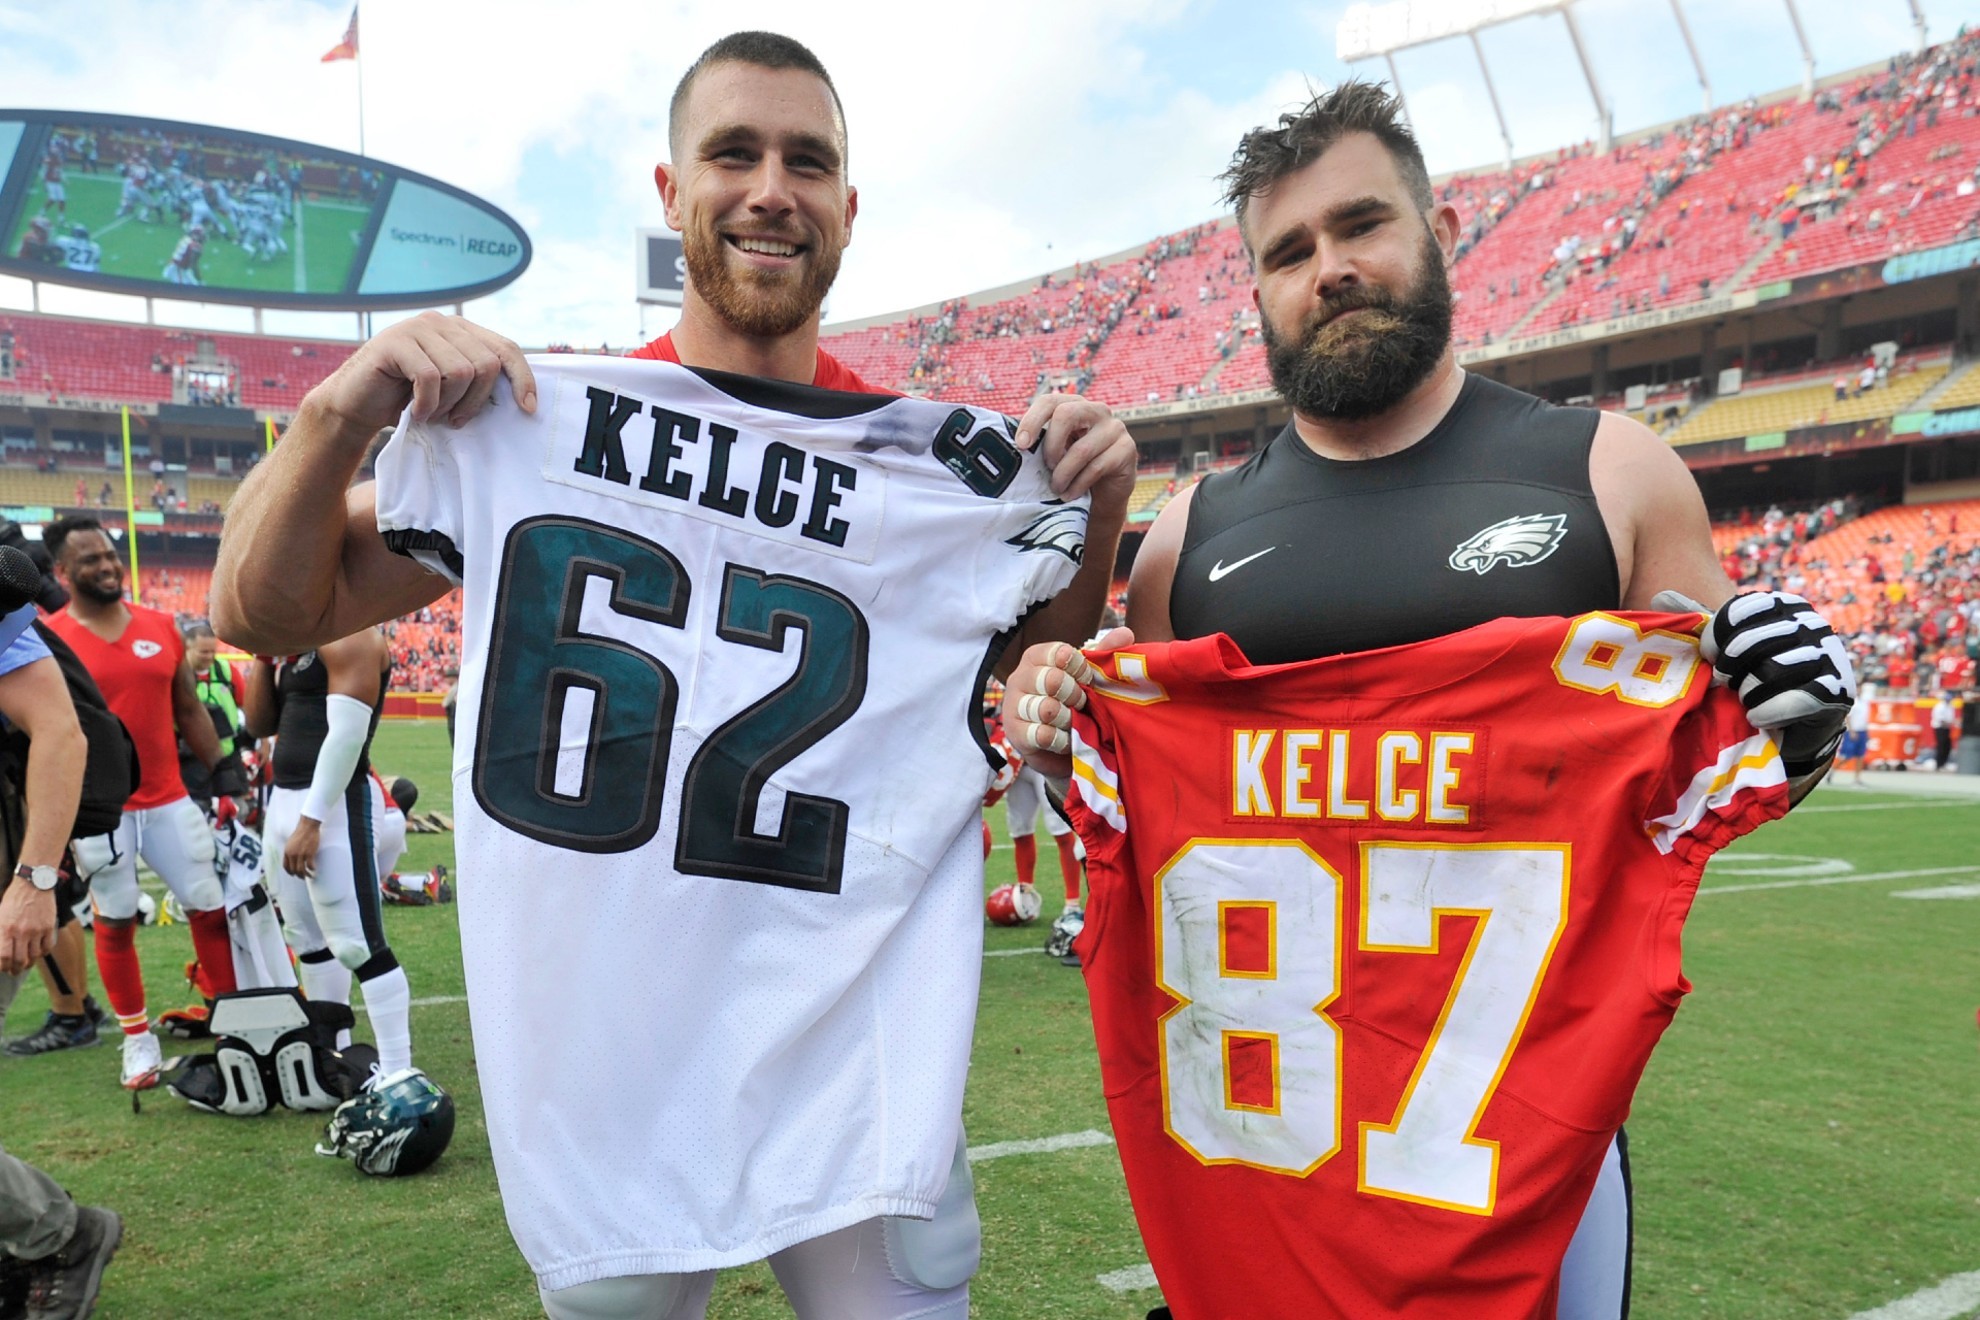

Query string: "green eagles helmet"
[316, 1068, 455, 1176]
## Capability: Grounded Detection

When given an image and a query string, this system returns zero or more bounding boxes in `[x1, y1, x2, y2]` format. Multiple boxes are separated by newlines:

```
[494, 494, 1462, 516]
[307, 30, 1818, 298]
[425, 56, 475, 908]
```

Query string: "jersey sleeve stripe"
[1069, 730, 1126, 834]
[1644, 731, 1785, 855]
[380, 529, 465, 586]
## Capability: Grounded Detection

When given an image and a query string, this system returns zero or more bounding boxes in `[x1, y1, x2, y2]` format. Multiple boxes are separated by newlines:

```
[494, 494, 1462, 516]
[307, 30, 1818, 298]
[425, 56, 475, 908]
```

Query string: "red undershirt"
[629, 332, 895, 398]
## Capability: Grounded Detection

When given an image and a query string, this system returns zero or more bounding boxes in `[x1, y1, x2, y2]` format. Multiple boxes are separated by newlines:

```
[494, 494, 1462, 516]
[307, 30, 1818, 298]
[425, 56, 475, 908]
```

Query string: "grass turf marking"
[1696, 864, 1980, 897]
[1889, 883, 1980, 899]
[1797, 799, 1980, 815]
[1845, 1269, 1980, 1320]
[1096, 1263, 1159, 1294]
[967, 1130, 1114, 1163]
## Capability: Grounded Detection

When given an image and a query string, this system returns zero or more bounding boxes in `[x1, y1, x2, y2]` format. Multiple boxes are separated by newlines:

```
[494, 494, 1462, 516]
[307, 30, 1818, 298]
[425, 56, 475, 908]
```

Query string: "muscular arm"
[0, 657, 85, 973]
[211, 312, 534, 654]
[1592, 413, 1836, 803]
[213, 422, 445, 653]
[997, 394, 1139, 678]
[241, 657, 277, 739]
[1589, 412, 1735, 610]
[0, 658, 84, 868]
[173, 660, 222, 771]
[1122, 484, 1193, 644]
[321, 628, 390, 707]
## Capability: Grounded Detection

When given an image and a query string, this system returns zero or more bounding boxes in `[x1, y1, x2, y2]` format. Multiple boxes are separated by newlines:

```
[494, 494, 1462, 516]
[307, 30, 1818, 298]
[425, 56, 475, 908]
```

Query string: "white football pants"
[264, 783, 390, 972]
[371, 775, 408, 881]
[1003, 765, 1071, 839]
[1557, 1130, 1631, 1320]
[76, 796, 222, 919]
[540, 1133, 978, 1320]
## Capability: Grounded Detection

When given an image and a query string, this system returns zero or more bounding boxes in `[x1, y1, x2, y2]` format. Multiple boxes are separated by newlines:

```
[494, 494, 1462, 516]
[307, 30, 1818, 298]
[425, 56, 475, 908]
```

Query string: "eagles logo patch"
[1005, 503, 1086, 563]
[1448, 514, 1568, 575]
[131, 639, 163, 659]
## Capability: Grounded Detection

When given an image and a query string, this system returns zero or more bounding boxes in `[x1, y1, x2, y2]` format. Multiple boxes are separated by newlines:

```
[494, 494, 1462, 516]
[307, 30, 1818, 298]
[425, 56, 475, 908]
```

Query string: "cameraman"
[0, 607, 123, 1315]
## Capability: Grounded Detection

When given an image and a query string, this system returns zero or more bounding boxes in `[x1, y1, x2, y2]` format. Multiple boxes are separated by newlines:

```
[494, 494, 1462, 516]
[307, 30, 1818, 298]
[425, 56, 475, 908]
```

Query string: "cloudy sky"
[0, 0, 1974, 347]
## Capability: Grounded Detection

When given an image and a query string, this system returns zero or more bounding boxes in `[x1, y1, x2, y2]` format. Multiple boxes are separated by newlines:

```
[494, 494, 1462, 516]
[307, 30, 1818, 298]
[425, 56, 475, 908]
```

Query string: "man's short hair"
[183, 620, 216, 642]
[42, 515, 104, 564]
[1221, 80, 1434, 252]
[668, 31, 846, 166]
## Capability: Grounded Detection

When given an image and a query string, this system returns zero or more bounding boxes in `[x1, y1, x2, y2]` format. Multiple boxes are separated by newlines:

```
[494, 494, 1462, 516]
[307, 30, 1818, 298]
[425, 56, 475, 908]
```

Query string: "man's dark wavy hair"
[1220, 81, 1434, 254]
[42, 515, 105, 564]
[669, 31, 847, 168]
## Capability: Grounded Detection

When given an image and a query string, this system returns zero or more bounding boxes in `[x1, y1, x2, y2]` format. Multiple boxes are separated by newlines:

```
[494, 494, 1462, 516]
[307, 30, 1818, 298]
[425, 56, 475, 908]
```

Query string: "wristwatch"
[13, 863, 58, 892]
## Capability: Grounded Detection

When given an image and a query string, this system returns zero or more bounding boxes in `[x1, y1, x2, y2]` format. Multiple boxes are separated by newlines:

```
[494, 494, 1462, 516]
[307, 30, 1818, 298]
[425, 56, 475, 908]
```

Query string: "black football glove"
[1653, 589, 1856, 778]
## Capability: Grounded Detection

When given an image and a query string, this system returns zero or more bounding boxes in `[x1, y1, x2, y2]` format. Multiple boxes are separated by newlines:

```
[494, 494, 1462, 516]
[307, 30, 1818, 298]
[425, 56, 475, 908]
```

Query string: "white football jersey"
[374, 356, 1086, 1287]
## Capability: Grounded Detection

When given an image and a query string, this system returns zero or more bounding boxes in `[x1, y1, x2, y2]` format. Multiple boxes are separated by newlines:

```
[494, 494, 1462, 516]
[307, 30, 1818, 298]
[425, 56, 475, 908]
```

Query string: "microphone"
[0, 545, 43, 615]
[0, 545, 49, 654]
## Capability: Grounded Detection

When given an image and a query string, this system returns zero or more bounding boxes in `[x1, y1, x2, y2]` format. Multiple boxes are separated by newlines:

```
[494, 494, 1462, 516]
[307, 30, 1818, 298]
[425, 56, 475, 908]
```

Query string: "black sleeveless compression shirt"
[1168, 373, 1620, 664]
[270, 652, 389, 791]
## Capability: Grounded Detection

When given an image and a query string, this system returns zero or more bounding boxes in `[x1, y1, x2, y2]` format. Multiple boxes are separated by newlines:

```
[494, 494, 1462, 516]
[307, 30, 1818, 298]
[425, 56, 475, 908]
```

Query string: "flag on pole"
[321, 5, 359, 62]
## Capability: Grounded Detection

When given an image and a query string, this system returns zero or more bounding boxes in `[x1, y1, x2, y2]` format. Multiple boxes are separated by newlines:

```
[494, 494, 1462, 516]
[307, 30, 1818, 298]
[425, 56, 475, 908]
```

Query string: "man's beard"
[1261, 229, 1453, 422]
[681, 219, 840, 339]
[74, 575, 122, 605]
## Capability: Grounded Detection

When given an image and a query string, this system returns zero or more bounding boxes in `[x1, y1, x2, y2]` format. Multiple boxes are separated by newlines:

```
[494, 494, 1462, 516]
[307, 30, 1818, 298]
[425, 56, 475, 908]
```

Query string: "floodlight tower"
[1781, 0, 1818, 99]
[1668, 0, 1714, 114]
[1905, 0, 1928, 54]
[1336, 0, 1615, 168]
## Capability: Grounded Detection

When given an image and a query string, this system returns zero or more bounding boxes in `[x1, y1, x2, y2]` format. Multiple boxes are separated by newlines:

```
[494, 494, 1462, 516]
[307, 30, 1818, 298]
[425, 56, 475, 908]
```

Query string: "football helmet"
[317, 1068, 455, 1176]
[985, 882, 1042, 926]
[1045, 905, 1086, 963]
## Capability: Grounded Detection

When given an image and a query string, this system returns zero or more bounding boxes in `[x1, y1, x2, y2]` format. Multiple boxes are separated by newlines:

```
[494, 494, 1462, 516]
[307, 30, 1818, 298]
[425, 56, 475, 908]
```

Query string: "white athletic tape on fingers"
[1029, 722, 1069, 755]
[1015, 693, 1067, 727]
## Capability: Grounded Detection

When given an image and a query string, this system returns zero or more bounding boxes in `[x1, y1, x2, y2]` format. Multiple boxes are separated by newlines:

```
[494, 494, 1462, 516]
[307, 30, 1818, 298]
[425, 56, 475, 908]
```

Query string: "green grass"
[3, 732, 1977, 1317]
[6, 173, 365, 295]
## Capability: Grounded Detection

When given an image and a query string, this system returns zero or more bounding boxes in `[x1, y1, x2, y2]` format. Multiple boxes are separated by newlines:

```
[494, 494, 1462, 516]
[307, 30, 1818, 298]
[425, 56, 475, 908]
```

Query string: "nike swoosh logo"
[1208, 547, 1276, 582]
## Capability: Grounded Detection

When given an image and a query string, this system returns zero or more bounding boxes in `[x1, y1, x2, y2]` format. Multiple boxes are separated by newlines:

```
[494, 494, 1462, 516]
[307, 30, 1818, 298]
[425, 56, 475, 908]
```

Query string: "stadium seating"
[137, 565, 215, 620]
[1084, 227, 1253, 407]
[1923, 358, 1980, 410]
[1751, 108, 1980, 285]
[0, 312, 355, 412]
[1542, 97, 1873, 329]
[1665, 356, 1950, 445]
[0, 468, 98, 508]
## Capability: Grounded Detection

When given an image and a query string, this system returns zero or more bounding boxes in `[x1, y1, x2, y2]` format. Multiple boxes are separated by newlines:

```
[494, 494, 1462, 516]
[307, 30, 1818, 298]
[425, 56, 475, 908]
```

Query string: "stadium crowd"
[1716, 496, 1980, 699]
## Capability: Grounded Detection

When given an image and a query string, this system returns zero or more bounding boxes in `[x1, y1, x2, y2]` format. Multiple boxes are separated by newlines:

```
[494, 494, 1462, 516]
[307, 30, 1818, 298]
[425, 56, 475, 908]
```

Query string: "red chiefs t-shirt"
[628, 332, 894, 396]
[1065, 613, 1790, 1320]
[47, 603, 189, 811]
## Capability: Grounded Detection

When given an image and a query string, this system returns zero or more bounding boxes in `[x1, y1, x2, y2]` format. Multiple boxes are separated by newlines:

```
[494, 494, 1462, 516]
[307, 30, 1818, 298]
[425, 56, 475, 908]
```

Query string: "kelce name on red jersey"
[1229, 726, 1478, 826]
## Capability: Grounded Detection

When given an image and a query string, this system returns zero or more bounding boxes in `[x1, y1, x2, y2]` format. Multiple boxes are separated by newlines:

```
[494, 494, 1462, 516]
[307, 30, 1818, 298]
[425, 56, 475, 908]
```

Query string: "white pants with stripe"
[75, 796, 221, 919]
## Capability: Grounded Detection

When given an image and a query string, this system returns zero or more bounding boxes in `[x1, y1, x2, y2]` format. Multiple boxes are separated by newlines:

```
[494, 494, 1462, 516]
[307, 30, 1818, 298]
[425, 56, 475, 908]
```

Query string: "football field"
[4, 172, 367, 295]
[1, 721, 1976, 1318]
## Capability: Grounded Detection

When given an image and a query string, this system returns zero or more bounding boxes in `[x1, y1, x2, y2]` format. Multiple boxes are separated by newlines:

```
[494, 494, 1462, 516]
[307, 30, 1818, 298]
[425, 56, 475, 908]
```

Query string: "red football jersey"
[628, 332, 895, 396]
[47, 604, 189, 811]
[1065, 613, 1789, 1320]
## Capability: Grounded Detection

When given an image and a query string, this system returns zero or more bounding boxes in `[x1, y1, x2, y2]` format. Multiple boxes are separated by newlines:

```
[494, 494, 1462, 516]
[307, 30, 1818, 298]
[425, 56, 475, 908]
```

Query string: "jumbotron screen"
[0, 110, 530, 309]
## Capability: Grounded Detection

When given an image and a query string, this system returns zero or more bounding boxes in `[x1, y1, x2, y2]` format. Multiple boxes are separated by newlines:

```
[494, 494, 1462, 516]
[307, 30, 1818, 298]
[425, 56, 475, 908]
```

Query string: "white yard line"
[984, 946, 1046, 958]
[1697, 865, 1980, 897]
[967, 1130, 1113, 1163]
[355, 994, 466, 1015]
[1847, 1269, 1980, 1320]
[1796, 799, 1980, 814]
[1891, 883, 1980, 900]
[1096, 1264, 1159, 1294]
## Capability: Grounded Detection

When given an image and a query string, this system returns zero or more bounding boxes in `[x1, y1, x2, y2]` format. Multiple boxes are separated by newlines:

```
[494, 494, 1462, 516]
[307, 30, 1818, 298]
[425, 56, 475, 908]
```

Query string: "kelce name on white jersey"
[546, 384, 885, 564]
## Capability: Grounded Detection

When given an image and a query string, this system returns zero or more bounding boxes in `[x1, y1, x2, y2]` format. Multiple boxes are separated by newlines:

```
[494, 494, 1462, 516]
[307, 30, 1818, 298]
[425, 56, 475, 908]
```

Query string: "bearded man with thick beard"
[999, 81, 1855, 1320]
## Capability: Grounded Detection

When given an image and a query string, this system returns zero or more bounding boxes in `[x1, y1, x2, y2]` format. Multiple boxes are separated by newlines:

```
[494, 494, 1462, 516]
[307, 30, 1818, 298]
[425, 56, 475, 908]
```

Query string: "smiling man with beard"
[999, 83, 1855, 1320]
[214, 28, 1137, 1320]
